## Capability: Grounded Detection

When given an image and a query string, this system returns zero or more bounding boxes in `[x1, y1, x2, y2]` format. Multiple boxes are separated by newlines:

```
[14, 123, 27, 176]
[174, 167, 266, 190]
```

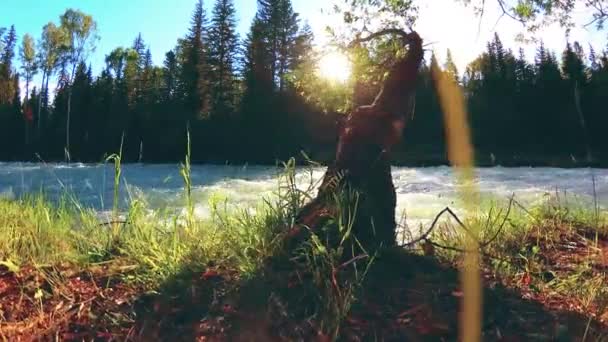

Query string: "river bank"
[0, 182, 607, 340]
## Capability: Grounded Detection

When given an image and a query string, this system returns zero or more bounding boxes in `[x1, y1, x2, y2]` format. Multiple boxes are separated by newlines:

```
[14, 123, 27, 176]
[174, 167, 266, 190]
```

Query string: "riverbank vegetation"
[1, 0, 608, 340]
[0, 162, 606, 340]
[0, 1, 608, 166]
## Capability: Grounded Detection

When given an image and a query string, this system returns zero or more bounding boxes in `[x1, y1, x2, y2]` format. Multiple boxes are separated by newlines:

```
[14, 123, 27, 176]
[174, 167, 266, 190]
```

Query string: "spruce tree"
[256, 0, 300, 90]
[180, 0, 210, 119]
[0, 25, 17, 105]
[132, 33, 147, 104]
[444, 49, 459, 82]
[163, 50, 179, 101]
[241, 18, 275, 159]
[208, 0, 239, 116]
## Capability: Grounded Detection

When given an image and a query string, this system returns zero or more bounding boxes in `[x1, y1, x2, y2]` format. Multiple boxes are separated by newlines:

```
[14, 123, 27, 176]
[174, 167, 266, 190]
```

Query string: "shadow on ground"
[131, 248, 607, 341]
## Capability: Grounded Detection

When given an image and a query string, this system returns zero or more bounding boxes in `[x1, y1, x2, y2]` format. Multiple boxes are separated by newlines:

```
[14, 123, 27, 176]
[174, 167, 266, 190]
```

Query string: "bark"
[286, 30, 424, 253]
[66, 87, 72, 162]
[25, 78, 30, 146]
[66, 64, 77, 162]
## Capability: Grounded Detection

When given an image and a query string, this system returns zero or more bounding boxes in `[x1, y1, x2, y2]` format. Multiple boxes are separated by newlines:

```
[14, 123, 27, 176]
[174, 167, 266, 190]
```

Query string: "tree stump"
[287, 30, 424, 254]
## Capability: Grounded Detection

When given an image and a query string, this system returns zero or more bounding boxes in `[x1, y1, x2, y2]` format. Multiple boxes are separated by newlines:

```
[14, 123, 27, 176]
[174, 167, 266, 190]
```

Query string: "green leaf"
[514, 3, 534, 19]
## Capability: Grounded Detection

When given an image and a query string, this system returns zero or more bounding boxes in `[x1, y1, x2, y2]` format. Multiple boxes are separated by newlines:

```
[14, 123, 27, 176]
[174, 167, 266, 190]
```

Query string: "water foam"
[1, 163, 605, 227]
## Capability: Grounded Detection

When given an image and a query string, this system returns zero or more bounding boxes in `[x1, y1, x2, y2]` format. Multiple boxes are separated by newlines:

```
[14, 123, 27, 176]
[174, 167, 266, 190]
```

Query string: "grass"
[0, 160, 607, 340]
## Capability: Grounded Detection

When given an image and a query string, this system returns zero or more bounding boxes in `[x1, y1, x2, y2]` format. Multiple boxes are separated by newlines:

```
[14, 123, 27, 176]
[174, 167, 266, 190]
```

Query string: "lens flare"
[317, 52, 351, 82]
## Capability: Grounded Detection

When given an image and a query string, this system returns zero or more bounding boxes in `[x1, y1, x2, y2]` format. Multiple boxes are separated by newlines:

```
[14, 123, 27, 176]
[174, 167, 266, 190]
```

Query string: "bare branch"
[399, 207, 451, 247]
[400, 195, 516, 250]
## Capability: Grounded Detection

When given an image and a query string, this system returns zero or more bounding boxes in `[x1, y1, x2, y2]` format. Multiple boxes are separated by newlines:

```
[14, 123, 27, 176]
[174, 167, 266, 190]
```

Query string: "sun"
[317, 51, 351, 83]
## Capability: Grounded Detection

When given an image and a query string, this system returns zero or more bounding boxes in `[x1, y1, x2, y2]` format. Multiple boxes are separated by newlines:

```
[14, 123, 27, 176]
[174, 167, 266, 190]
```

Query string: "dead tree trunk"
[287, 30, 424, 253]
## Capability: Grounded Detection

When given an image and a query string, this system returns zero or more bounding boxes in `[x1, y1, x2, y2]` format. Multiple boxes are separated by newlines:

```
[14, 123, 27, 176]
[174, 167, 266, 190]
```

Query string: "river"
[1, 163, 606, 227]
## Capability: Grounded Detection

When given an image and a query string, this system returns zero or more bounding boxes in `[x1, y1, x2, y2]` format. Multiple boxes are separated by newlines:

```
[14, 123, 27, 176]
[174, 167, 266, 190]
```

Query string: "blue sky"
[2, 0, 606, 93]
[2, 0, 262, 71]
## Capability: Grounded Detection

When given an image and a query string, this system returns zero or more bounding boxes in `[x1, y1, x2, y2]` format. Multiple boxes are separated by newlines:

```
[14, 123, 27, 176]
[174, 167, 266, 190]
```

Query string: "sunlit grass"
[0, 158, 605, 339]
[0, 176, 291, 288]
[429, 194, 608, 326]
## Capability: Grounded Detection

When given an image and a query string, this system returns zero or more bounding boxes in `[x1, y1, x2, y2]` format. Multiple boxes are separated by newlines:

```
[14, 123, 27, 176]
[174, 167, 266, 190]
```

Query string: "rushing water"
[1, 162, 607, 226]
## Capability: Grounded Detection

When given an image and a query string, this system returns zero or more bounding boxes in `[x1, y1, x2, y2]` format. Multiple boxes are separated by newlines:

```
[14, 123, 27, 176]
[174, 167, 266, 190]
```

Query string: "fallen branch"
[399, 207, 452, 247]
[399, 197, 515, 250]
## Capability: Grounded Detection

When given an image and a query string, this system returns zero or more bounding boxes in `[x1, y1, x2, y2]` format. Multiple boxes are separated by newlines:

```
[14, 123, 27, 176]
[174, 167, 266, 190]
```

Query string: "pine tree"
[588, 44, 599, 72]
[0, 27, 5, 52]
[0, 25, 17, 105]
[515, 48, 534, 91]
[208, 0, 239, 116]
[293, 22, 313, 67]
[256, 0, 301, 91]
[443, 49, 459, 82]
[241, 18, 275, 159]
[561, 41, 587, 85]
[1, 25, 17, 71]
[493, 33, 506, 76]
[276, 0, 300, 91]
[69, 62, 93, 159]
[180, 0, 210, 119]
[141, 48, 154, 106]
[132, 33, 147, 104]
[132, 33, 146, 70]
[536, 42, 561, 82]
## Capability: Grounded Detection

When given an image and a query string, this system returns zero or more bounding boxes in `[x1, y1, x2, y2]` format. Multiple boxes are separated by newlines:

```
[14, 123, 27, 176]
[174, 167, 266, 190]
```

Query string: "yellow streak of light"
[432, 68, 481, 342]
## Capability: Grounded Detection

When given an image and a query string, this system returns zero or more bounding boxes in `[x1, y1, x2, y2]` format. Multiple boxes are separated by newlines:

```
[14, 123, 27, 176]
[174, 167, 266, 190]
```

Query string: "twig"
[338, 254, 369, 269]
[496, 0, 525, 24]
[444, 207, 477, 240]
[400, 197, 515, 250]
[399, 207, 452, 247]
[97, 220, 129, 227]
[480, 196, 514, 247]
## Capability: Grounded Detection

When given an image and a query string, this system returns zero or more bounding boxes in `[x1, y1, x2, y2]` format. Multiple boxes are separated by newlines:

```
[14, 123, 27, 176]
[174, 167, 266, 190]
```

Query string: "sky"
[1, 0, 606, 94]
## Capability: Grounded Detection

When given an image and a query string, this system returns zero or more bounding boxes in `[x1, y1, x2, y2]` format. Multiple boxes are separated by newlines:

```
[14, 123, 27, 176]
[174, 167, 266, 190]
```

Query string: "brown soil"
[1, 232, 607, 341]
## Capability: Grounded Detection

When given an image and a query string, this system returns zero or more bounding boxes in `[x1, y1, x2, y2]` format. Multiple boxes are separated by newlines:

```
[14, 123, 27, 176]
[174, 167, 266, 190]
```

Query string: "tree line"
[0, 1, 607, 166]
[401, 34, 608, 166]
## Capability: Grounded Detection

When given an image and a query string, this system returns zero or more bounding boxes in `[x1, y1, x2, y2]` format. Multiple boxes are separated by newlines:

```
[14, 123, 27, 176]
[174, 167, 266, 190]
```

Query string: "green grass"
[427, 192, 608, 324]
[0, 190, 286, 288]
[0, 159, 606, 340]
